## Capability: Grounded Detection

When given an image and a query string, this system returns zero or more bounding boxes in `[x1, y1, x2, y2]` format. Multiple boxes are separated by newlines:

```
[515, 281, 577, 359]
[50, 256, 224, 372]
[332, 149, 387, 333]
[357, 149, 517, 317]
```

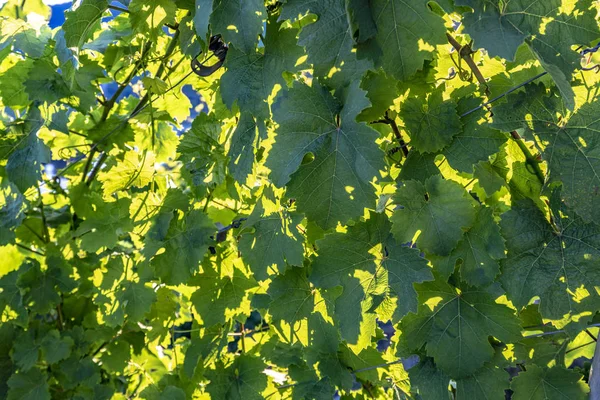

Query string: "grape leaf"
[205, 355, 268, 400]
[267, 81, 384, 229]
[194, 0, 213, 41]
[510, 365, 587, 400]
[16, 259, 61, 314]
[391, 175, 477, 256]
[499, 198, 600, 323]
[118, 281, 157, 323]
[266, 267, 313, 325]
[397, 151, 441, 183]
[210, 0, 266, 53]
[443, 97, 507, 173]
[238, 190, 304, 281]
[431, 206, 505, 287]
[400, 86, 462, 154]
[191, 264, 256, 326]
[311, 212, 432, 346]
[5, 107, 48, 193]
[400, 279, 521, 378]
[408, 357, 450, 400]
[227, 113, 258, 183]
[62, 0, 108, 49]
[280, 0, 356, 80]
[368, 0, 446, 81]
[7, 369, 50, 400]
[75, 196, 133, 253]
[221, 18, 303, 119]
[305, 313, 354, 390]
[0, 180, 25, 245]
[494, 86, 600, 224]
[129, 0, 177, 36]
[149, 209, 215, 285]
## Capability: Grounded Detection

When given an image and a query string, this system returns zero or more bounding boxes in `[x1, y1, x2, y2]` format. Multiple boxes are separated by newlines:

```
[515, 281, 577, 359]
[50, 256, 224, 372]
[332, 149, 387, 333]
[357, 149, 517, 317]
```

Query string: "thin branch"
[15, 243, 45, 256]
[523, 323, 600, 338]
[459, 72, 548, 118]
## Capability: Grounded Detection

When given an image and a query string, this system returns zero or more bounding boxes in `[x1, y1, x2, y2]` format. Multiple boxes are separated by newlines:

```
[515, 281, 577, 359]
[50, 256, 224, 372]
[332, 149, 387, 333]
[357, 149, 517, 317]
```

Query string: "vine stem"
[446, 34, 547, 186]
[446, 33, 488, 93]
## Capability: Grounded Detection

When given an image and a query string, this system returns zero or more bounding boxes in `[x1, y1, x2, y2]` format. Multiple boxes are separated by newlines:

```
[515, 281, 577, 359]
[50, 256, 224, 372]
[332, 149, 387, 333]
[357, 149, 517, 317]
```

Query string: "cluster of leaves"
[1, 0, 600, 398]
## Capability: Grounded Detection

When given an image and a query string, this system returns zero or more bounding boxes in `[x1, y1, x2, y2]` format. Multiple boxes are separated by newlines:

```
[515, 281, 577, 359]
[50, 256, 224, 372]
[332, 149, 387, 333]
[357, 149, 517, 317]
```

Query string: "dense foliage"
[1, 0, 600, 398]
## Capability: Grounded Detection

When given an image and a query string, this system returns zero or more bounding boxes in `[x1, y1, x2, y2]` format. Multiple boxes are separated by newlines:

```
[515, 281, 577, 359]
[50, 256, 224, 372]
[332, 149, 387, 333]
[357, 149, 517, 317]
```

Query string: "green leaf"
[408, 357, 450, 400]
[227, 113, 258, 183]
[311, 212, 432, 346]
[40, 330, 73, 364]
[391, 175, 477, 256]
[194, 0, 214, 41]
[455, 350, 510, 400]
[7, 369, 50, 400]
[397, 152, 440, 183]
[267, 81, 384, 229]
[266, 267, 313, 324]
[75, 196, 133, 253]
[400, 86, 462, 154]
[400, 278, 522, 378]
[62, 0, 108, 49]
[5, 107, 48, 193]
[443, 97, 507, 173]
[16, 259, 61, 314]
[280, 0, 355, 79]
[205, 355, 268, 400]
[238, 189, 304, 281]
[305, 312, 354, 390]
[0, 269, 28, 327]
[24, 58, 69, 105]
[458, 0, 598, 108]
[149, 209, 215, 285]
[1, 19, 51, 58]
[510, 365, 587, 400]
[11, 330, 39, 371]
[119, 281, 157, 323]
[499, 198, 600, 323]
[496, 86, 600, 224]
[368, 0, 446, 80]
[129, 0, 176, 36]
[431, 206, 505, 287]
[0, 180, 25, 245]
[345, 0, 377, 43]
[210, 0, 266, 53]
[191, 264, 256, 326]
[357, 70, 399, 122]
[220, 18, 303, 119]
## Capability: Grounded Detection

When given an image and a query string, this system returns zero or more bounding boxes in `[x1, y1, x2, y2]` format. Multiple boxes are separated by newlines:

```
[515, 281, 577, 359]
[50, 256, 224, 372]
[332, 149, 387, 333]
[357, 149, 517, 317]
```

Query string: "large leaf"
[499, 198, 600, 324]
[221, 18, 303, 119]
[62, 0, 108, 49]
[311, 212, 432, 346]
[267, 81, 384, 229]
[493, 86, 600, 225]
[510, 365, 587, 400]
[400, 86, 462, 154]
[368, 0, 446, 81]
[238, 189, 304, 281]
[210, 0, 266, 53]
[400, 279, 522, 378]
[391, 175, 477, 256]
